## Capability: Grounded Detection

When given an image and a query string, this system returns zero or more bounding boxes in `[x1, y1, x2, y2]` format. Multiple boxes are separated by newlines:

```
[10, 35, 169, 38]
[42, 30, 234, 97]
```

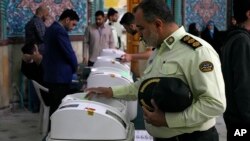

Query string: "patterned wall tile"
[184, 0, 227, 31]
[6, 0, 87, 37]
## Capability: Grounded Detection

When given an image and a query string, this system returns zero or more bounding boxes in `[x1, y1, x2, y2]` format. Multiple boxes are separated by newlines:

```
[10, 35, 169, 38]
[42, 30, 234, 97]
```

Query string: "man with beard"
[83, 10, 115, 66]
[43, 9, 79, 116]
[119, 12, 152, 66]
[86, 1, 225, 141]
[107, 8, 124, 50]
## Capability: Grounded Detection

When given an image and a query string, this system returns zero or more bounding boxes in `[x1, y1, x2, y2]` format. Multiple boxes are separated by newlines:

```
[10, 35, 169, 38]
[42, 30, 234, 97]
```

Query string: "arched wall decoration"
[6, 0, 87, 37]
[183, 0, 228, 31]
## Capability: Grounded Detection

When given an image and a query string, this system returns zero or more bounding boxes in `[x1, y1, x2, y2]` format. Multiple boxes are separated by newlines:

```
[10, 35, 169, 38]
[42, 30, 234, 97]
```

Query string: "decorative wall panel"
[6, 0, 87, 37]
[184, 0, 227, 31]
[0, 0, 8, 40]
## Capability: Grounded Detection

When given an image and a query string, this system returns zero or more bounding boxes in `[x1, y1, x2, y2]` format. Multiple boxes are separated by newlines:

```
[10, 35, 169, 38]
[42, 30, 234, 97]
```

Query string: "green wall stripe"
[174, 0, 182, 26]
[0, 0, 8, 39]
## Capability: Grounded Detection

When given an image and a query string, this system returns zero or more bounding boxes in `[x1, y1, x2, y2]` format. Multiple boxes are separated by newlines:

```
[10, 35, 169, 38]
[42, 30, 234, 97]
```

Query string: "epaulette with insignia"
[181, 35, 202, 49]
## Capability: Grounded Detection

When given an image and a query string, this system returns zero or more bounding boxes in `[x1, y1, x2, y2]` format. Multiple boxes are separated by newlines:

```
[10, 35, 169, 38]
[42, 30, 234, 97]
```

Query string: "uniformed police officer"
[86, 1, 226, 141]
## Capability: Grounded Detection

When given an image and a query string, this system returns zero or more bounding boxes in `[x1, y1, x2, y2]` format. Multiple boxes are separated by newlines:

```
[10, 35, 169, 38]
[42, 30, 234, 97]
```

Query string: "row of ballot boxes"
[47, 49, 137, 141]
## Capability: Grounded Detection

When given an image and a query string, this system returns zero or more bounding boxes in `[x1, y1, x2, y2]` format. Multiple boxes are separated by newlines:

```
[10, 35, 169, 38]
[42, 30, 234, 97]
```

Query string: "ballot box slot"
[59, 104, 79, 109]
[106, 110, 127, 129]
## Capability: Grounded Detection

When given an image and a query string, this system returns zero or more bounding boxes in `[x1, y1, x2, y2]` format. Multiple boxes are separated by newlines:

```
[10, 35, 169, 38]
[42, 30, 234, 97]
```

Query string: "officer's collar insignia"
[181, 35, 202, 49]
[199, 61, 214, 72]
[166, 36, 175, 45]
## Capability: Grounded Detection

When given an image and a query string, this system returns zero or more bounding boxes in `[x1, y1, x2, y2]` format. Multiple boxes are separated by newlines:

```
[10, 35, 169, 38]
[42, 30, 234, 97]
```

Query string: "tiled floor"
[0, 107, 227, 141]
[0, 108, 42, 141]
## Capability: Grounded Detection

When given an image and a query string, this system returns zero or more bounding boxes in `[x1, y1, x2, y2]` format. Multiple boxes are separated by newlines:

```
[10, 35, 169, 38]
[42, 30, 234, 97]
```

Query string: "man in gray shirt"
[83, 10, 115, 66]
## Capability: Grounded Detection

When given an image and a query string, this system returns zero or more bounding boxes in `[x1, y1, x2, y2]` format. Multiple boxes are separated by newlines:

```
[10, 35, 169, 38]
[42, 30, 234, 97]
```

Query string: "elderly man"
[21, 6, 49, 112]
[24, 6, 49, 54]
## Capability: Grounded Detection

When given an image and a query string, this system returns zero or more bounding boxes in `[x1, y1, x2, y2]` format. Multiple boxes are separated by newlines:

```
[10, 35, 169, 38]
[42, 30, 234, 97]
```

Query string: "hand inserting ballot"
[85, 87, 113, 99]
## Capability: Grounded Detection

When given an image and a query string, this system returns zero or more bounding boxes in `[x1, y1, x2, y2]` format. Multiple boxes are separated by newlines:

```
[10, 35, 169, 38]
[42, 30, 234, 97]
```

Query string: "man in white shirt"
[107, 8, 124, 50]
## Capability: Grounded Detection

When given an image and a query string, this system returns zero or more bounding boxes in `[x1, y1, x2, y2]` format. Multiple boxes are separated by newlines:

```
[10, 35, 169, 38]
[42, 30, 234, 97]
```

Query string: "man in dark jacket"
[24, 6, 49, 54]
[22, 6, 49, 112]
[221, 0, 250, 140]
[43, 9, 79, 116]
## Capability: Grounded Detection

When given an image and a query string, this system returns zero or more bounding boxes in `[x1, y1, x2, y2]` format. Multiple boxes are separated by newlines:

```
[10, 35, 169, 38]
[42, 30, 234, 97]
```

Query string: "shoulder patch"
[199, 61, 214, 72]
[181, 35, 202, 49]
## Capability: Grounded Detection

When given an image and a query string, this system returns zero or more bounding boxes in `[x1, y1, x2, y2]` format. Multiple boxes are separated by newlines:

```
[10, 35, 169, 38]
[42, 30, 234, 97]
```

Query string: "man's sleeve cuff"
[112, 86, 128, 98]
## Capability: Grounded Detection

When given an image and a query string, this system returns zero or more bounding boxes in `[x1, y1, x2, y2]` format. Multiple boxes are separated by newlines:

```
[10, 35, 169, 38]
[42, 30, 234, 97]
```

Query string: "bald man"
[24, 6, 49, 54]
[21, 6, 49, 113]
[22, 6, 49, 79]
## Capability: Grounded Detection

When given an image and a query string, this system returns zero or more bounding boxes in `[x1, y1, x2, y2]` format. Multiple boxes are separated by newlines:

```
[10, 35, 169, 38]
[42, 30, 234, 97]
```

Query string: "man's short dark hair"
[107, 8, 118, 18]
[95, 10, 105, 17]
[233, 0, 250, 24]
[136, 0, 174, 23]
[120, 12, 135, 25]
[59, 9, 79, 21]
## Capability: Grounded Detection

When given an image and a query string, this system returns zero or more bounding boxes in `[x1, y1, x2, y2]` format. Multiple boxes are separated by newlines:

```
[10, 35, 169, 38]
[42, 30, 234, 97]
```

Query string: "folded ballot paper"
[135, 130, 153, 141]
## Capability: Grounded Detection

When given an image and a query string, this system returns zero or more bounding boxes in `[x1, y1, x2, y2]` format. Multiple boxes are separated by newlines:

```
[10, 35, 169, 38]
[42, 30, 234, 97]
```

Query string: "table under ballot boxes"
[46, 49, 137, 141]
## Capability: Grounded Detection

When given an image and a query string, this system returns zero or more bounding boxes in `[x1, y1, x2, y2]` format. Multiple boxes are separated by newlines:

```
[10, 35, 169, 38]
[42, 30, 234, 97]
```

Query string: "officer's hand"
[142, 99, 168, 127]
[121, 54, 132, 62]
[85, 87, 113, 99]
